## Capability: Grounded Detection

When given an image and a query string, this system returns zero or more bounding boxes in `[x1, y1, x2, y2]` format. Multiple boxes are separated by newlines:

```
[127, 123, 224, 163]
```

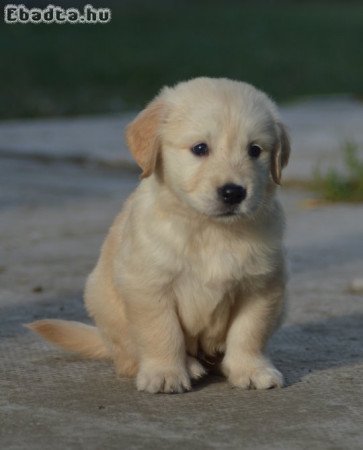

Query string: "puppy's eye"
[248, 144, 262, 159]
[191, 142, 209, 157]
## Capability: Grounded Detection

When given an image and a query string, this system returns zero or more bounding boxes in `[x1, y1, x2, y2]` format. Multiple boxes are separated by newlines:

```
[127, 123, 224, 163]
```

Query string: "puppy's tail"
[25, 320, 110, 359]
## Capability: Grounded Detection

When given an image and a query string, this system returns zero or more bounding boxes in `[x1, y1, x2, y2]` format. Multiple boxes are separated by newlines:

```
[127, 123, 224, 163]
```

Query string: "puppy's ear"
[126, 97, 166, 178]
[271, 122, 291, 185]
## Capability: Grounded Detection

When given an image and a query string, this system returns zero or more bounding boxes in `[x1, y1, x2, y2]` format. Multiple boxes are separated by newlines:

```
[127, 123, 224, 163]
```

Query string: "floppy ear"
[125, 97, 166, 178]
[271, 122, 291, 185]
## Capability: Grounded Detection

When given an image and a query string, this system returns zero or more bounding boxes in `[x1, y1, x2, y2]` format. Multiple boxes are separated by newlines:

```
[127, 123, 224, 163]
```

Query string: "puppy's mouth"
[213, 207, 240, 218]
[216, 211, 237, 217]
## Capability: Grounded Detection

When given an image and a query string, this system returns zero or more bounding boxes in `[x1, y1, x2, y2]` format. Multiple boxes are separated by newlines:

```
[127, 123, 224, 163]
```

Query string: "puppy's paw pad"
[136, 366, 191, 394]
[186, 356, 206, 380]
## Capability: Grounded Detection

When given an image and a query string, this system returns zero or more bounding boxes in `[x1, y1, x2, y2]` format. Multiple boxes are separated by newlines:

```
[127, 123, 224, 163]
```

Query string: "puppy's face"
[126, 78, 290, 220]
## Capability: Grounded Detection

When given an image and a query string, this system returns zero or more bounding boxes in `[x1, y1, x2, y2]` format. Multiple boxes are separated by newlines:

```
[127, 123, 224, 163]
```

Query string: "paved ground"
[1, 99, 363, 449]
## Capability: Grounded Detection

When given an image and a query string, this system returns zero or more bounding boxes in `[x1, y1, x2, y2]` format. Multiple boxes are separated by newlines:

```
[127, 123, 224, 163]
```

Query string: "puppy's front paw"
[136, 362, 191, 394]
[223, 355, 283, 390]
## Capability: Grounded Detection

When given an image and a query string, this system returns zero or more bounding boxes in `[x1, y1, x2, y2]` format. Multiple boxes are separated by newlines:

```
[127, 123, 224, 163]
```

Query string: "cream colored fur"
[28, 77, 290, 393]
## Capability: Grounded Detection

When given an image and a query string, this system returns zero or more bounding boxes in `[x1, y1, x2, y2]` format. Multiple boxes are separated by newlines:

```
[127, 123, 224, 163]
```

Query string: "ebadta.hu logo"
[4, 4, 111, 24]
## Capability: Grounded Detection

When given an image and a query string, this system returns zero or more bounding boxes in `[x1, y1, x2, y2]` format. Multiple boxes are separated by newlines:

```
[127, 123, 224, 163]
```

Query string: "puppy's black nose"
[218, 183, 246, 205]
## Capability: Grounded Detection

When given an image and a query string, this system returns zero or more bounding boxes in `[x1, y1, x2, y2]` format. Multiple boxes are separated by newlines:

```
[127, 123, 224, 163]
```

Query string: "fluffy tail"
[25, 319, 110, 359]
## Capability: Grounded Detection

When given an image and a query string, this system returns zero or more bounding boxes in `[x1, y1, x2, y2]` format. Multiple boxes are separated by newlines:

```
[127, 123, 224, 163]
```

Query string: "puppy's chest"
[173, 232, 272, 335]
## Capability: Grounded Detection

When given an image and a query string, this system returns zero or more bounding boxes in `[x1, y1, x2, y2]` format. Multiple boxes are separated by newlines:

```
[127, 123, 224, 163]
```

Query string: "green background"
[1, 1, 362, 118]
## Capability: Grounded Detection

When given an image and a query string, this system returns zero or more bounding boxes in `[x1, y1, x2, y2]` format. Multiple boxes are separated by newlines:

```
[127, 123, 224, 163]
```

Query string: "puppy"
[28, 77, 290, 393]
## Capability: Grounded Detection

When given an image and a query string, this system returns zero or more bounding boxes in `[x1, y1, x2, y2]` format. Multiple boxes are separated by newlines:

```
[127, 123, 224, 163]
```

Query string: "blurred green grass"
[312, 143, 363, 202]
[1, 1, 363, 118]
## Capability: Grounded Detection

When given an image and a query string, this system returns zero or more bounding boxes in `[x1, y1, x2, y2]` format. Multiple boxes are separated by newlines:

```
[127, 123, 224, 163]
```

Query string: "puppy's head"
[126, 77, 290, 220]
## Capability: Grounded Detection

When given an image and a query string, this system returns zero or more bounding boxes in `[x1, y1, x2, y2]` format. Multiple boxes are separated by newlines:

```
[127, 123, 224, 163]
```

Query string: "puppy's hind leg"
[85, 268, 138, 377]
[112, 346, 138, 378]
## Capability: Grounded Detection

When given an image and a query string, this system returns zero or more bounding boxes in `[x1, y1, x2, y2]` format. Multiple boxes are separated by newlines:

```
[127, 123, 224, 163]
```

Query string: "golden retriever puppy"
[28, 77, 290, 393]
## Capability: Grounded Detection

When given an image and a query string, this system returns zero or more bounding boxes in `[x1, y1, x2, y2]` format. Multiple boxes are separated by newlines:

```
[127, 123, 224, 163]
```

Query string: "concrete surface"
[1, 100, 363, 449]
[1, 96, 363, 180]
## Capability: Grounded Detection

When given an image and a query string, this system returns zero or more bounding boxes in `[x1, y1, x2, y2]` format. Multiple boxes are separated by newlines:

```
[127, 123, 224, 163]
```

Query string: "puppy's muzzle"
[217, 183, 246, 206]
